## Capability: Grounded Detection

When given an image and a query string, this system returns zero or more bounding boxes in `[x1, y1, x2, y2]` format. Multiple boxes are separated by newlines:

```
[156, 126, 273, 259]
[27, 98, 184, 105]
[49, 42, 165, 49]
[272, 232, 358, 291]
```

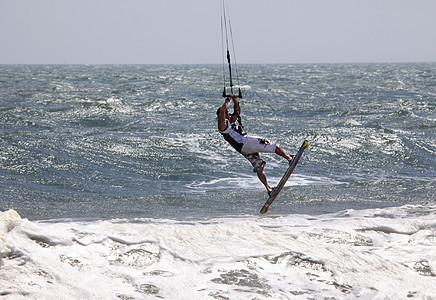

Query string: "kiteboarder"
[217, 94, 293, 195]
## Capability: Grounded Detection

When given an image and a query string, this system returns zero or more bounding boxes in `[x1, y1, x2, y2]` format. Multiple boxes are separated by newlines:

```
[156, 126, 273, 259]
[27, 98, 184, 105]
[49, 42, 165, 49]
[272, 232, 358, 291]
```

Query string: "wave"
[1, 205, 435, 299]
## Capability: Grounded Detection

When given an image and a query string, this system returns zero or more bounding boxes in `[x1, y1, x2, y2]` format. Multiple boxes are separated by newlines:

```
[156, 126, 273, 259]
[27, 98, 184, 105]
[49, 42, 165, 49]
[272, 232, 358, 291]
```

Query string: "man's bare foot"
[267, 186, 275, 196]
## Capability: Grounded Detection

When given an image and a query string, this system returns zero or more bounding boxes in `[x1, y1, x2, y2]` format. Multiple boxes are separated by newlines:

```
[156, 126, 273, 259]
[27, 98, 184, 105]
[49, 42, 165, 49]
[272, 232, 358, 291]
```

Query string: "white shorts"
[240, 137, 276, 155]
[244, 152, 266, 172]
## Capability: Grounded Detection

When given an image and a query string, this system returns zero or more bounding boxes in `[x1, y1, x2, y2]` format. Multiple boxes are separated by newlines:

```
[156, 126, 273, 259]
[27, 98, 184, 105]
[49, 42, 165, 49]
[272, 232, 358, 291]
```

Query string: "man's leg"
[244, 152, 273, 194]
[242, 137, 292, 163]
[257, 164, 273, 194]
[275, 145, 293, 162]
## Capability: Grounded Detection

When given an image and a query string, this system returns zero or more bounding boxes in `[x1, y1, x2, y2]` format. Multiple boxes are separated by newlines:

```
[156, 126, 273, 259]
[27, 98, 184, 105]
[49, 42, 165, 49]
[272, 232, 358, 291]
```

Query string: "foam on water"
[1, 205, 435, 299]
[187, 174, 343, 193]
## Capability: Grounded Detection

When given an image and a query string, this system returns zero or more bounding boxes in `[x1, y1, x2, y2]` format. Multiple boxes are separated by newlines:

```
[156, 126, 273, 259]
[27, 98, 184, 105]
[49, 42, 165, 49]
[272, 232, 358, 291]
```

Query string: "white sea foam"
[187, 174, 343, 192]
[1, 205, 435, 299]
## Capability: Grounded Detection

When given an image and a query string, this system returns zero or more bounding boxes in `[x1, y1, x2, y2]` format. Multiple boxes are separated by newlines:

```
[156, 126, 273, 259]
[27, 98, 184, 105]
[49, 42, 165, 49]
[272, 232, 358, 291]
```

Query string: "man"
[217, 94, 293, 195]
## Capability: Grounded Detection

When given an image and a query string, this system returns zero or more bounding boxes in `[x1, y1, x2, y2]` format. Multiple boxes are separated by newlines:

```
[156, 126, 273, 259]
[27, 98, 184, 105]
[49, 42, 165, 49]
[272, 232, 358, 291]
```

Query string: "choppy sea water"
[1, 64, 435, 220]
[1, 64, 435, 298]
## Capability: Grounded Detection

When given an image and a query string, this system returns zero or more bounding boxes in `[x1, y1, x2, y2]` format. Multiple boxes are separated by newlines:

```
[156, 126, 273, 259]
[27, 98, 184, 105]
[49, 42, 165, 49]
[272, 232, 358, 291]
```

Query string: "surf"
[1, 206, 435, 299]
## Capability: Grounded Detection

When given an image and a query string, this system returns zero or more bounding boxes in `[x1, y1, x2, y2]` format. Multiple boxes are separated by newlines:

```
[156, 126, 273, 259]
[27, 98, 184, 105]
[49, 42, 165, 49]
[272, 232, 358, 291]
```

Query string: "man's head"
[216, 107, 230, 119]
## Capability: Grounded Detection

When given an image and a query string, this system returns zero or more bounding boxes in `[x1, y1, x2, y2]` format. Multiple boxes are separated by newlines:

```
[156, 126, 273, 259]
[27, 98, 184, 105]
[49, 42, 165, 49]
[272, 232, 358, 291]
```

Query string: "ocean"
[1, 64, 435, 299]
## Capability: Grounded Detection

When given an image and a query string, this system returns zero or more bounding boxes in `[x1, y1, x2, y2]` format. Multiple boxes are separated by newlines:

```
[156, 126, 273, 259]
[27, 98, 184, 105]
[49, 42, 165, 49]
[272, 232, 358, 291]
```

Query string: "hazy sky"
[1, 0, 436, 64]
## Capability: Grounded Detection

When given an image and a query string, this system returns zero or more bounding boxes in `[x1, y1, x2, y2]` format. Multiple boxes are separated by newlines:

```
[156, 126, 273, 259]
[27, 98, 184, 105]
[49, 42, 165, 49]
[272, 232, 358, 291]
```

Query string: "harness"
[219, 117, 247, 153]
[232, 112, 246, 136]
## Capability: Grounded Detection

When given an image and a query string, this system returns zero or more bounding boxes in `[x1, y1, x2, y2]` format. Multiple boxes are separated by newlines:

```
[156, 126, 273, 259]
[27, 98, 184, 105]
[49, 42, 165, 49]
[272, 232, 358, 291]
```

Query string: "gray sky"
[1, 0, 436, 64]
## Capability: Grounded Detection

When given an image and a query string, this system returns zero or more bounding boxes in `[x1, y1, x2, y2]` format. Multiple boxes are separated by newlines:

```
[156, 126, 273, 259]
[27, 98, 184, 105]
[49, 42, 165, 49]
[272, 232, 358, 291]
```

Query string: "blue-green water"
[1, 64, 435, 220]
[1, 64, 435, 299]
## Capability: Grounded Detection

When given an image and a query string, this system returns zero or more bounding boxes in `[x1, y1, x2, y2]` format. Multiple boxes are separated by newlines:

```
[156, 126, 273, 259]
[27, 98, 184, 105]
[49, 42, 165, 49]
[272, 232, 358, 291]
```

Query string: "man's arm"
[218, 97, 231, 131]
[229, 94, 240, 123]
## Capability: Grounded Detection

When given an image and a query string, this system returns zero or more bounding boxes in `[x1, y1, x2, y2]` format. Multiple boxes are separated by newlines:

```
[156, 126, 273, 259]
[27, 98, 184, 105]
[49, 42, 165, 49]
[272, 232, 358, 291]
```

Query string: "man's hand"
[231, 94, 240, 117]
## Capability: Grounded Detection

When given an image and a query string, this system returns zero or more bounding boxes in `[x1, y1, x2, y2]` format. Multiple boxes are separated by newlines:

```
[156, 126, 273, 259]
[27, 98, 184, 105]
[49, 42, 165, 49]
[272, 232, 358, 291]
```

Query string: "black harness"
[219, 114, 247, 153]
[232, 112, 246, 136]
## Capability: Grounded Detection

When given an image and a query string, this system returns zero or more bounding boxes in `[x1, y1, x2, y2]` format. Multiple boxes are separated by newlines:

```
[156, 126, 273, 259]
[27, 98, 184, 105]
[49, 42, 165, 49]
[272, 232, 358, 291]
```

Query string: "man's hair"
[216, 107, 231, 119]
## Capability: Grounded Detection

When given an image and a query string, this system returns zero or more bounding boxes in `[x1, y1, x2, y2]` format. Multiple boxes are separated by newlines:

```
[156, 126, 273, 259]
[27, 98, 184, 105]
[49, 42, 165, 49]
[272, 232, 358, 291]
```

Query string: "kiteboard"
[260, 140, 310, 214]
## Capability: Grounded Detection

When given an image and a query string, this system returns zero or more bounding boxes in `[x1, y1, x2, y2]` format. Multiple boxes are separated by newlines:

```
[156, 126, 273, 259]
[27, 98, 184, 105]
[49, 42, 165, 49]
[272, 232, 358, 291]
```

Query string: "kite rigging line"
[221, 0, 242, 99]
[220, 0, 245, 134]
